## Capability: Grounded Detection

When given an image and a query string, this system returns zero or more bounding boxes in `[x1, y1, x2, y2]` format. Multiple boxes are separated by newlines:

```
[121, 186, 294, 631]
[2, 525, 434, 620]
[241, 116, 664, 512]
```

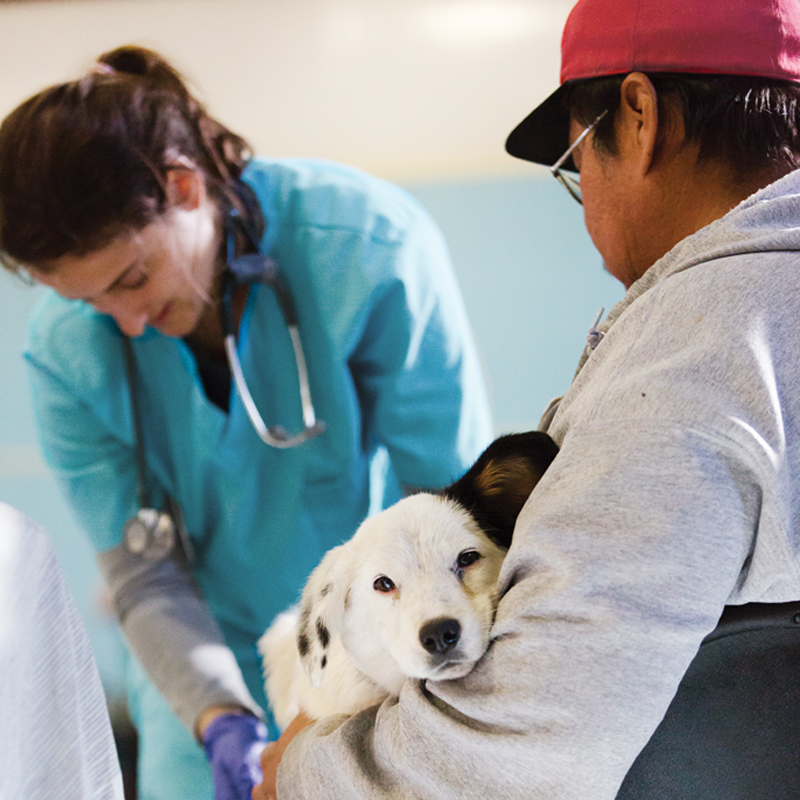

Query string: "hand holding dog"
[252, 712, 314, 800]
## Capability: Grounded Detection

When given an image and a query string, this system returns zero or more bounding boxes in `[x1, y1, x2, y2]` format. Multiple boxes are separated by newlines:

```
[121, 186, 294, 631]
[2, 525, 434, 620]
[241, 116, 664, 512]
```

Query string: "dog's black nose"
[419, 618, 461, 655]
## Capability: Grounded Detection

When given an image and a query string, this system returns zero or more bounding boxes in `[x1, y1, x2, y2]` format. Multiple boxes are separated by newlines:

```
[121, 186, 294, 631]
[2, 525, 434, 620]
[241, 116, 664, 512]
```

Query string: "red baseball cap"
[506, 0, 800, 166]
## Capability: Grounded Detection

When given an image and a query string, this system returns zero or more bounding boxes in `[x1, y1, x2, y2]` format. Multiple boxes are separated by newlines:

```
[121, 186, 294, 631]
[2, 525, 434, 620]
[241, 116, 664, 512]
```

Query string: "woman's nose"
[92, 297, 149, 337]
[113, 310, 149, 337]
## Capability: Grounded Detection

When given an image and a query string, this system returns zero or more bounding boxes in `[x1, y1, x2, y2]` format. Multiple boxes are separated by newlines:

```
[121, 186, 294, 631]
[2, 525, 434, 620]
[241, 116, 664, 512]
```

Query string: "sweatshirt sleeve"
[274, 418, 761, 798]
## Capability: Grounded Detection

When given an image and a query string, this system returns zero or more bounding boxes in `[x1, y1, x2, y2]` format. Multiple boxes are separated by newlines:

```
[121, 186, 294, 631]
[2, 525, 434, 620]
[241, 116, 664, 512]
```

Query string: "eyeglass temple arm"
[550, 109, 609, 174]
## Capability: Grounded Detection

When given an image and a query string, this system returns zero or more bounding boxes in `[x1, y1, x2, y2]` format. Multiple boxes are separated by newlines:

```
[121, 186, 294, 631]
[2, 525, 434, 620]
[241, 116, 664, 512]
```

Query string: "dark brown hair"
[566, 73, 800, 179]
[0, 45, 257, 272]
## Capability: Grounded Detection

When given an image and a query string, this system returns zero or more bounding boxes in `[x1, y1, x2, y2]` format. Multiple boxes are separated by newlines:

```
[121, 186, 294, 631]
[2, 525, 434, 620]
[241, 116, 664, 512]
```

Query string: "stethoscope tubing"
[224, 328, 325, 449]
[221, 206, 326, 448]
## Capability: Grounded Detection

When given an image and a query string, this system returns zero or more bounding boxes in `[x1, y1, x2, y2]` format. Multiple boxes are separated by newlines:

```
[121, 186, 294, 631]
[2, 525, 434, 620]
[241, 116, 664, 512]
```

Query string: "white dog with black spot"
[258, 432, 558, 731]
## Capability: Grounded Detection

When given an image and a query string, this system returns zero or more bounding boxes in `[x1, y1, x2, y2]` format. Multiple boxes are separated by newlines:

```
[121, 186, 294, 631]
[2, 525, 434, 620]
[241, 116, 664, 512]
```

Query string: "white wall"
[0, 0, 572, 182]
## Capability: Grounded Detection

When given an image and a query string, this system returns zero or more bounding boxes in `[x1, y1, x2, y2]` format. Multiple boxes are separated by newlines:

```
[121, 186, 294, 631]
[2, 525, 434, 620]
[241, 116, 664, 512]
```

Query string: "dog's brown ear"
[444, 432, 558, 550]
[296, 543, 352, 688]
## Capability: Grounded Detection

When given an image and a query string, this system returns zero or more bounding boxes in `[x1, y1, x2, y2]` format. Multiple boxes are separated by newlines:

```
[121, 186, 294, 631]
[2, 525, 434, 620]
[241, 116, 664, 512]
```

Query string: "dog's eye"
[456, 550, 481, 569]
[373, 576, 396, 593]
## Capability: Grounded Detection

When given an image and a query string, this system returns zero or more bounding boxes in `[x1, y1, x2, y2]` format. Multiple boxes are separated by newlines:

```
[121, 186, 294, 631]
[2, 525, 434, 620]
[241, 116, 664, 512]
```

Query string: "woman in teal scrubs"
[0, 47, 492, 800]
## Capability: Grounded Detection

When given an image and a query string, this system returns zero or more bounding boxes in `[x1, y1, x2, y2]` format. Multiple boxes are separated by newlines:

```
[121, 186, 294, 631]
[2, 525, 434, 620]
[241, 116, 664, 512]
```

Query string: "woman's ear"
[164, 161, 206, 211]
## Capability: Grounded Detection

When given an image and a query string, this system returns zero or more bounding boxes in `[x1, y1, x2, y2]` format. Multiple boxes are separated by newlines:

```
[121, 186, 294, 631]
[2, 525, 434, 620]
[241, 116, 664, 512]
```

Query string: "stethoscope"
[122, 334, 193, 561]
[122, 204, 325, 560]
[221, 207, 325, 449]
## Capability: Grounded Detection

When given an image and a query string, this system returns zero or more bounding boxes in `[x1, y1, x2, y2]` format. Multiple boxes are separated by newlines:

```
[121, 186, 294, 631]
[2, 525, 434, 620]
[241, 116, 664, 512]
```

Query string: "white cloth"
[0, 502, 124, 800]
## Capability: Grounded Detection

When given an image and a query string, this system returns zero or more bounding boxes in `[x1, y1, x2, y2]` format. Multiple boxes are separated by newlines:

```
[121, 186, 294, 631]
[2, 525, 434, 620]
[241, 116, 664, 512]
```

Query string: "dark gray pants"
[617, 602, 800, 800]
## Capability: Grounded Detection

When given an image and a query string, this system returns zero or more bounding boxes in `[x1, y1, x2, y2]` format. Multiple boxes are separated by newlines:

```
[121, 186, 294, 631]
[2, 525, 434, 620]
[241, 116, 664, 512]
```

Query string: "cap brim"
[505, 83, 572, 168]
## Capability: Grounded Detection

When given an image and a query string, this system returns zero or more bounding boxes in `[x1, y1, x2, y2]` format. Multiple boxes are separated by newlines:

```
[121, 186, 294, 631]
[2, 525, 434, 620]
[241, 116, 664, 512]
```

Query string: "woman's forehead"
[31, 230, 141, 301]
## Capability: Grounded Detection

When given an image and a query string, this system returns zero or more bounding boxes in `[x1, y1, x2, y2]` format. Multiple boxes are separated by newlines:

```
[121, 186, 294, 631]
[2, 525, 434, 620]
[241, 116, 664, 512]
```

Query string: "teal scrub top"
[24, 157, 493, 709]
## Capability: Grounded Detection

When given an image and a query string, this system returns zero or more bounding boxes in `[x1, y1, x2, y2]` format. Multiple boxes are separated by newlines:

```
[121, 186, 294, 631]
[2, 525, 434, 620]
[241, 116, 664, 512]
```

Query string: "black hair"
[566, 73, 800, 178]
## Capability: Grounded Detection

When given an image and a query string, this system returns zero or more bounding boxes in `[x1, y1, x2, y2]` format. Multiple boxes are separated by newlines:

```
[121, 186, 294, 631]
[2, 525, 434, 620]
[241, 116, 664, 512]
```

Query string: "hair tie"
[87, 62, 115, 77]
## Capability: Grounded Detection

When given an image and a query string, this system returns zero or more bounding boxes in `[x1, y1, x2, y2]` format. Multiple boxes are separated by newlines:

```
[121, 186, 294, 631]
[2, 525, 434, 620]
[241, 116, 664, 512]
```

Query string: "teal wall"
[0, 172, 622, 696]
[408, 175, 621, 430]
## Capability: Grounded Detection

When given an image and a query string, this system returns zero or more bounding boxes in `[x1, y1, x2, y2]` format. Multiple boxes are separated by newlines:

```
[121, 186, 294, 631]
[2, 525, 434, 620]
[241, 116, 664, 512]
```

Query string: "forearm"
[98, 543, 262, 734]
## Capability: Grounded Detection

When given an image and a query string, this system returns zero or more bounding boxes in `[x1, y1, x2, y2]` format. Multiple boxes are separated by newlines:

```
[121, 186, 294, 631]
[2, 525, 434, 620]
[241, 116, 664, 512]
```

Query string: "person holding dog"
[0, 46, 492, 800]
[254, 0, 800, 797]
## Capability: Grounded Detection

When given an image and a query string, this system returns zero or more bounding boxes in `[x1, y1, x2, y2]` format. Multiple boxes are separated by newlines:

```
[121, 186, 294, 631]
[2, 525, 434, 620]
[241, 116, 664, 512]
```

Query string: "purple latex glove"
[202, 712, 269, 800]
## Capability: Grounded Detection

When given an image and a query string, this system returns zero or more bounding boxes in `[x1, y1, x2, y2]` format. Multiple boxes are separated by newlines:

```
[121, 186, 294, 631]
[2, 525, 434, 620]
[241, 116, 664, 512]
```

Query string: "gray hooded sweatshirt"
[276, 170, 800, 799]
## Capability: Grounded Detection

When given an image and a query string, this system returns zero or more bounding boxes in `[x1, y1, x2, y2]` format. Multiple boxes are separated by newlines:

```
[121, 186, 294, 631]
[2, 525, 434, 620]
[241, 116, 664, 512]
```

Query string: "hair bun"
[97, 45, 178, 82]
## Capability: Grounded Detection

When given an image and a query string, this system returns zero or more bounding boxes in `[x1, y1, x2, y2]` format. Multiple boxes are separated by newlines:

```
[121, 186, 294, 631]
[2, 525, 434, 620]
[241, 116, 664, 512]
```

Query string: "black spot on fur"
[316, 618, 330, 649]
[297, 633, 310, 657]
[321, 655, 327, 670]
[320, 583, 333, 597]
[297, 605, 313, 656]
[444, 432, 559, 550]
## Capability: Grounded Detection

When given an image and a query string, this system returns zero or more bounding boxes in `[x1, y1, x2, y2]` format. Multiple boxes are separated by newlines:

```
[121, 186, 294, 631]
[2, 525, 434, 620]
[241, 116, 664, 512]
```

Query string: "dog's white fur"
[259, 493, 506, 730]
[258, 431, 559, 731]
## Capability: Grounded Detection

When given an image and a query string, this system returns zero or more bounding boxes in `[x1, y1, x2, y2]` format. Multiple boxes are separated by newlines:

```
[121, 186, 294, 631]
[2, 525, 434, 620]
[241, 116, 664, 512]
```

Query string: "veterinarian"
[253, 0, 800, 797]
[0, 46, 493, 800]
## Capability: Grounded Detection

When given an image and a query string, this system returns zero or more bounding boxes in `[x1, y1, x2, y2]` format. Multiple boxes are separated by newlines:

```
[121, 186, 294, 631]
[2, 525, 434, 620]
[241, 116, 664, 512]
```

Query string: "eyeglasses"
[551, 110, 608, 205]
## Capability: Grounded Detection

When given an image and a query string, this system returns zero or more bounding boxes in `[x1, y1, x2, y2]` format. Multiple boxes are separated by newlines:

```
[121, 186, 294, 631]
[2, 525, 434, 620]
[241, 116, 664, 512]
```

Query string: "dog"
[258, 431, 559, 731]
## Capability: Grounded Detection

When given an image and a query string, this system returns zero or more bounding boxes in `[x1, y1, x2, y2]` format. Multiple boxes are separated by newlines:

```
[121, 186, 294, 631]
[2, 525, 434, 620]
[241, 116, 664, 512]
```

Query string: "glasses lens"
[554, 170, 582, 204]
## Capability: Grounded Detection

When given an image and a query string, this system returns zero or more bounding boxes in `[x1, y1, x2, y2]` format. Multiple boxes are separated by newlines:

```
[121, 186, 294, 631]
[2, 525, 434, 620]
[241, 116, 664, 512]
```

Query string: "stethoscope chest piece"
[123, 507, 176, 560]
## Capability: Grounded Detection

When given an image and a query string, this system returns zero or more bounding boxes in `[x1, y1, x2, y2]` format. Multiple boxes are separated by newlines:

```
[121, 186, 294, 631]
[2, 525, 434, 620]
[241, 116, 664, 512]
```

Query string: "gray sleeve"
[97, 543, 262, 734]
[275, 422, 763, 799]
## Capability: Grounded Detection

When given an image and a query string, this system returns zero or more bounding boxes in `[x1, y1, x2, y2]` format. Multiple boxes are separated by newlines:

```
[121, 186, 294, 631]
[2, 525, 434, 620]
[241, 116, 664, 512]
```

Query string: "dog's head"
[296, 431, 558, 694]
